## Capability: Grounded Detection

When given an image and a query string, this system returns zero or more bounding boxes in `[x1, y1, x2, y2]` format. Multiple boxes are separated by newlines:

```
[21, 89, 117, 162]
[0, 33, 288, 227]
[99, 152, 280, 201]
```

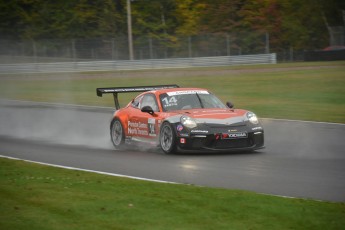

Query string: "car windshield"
[159, 90, 226, 112]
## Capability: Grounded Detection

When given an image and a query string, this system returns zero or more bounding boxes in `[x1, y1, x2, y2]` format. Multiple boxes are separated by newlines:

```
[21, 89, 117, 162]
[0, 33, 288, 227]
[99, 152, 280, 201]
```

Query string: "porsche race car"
[96, 85, 264, 154]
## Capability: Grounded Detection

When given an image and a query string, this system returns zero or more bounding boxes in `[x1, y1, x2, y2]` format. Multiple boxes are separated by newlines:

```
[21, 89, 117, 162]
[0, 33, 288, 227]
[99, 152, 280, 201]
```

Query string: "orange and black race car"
[97, 85, 264, 154]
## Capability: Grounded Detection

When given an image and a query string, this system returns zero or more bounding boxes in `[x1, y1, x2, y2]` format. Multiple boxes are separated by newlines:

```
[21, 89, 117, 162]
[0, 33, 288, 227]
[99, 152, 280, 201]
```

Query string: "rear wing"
[96, 84, 179, 110]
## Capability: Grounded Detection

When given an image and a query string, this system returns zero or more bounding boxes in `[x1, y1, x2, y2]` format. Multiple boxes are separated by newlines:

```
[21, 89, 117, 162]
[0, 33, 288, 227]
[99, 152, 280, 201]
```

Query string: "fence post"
[149, 37, 153, 59]
[188, 36, 192, 58]
[111, 39, 115, 60]
[226, 34, 231, 56]
[32, 40, 37, 63]
[265, 32, 270, 54]
[71, 39, 76, 62]
[289, 47, 294, 62]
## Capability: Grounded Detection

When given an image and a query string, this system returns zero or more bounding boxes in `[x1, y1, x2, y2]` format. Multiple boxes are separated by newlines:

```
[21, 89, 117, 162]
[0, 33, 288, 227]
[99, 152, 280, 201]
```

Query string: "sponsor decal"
[157, 120, 162, 130]
[191, 130, 209, 134]
[167, 90, 209, 96]
[228, 129, 238, 132]
[177, 124, 184, 132]
[179, 133, 189, 137]
[128, 120, 148, 136]
[148, 118, 156, 136]
[228, 132, 247, 138]
[161, 96, 178, 108]
[252, 126, 263, 131]
[217, 132, 248, 139]
[180, 138, 186, 144]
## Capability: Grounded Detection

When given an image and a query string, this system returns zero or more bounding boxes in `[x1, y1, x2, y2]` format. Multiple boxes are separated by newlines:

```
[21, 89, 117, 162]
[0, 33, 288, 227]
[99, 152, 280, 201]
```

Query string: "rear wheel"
[110, 118, 125, 149]
[159, 122, 177, 154]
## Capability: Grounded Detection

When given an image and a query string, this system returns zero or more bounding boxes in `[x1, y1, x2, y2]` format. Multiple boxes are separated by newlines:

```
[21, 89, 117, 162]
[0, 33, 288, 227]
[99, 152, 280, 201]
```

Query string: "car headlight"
[246, 112, 259, 125]
[181, 116, 197, 129]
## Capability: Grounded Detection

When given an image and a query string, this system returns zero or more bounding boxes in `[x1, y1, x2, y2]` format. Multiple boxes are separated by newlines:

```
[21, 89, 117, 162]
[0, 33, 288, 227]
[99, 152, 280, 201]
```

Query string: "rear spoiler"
[96, 84, 179, 109]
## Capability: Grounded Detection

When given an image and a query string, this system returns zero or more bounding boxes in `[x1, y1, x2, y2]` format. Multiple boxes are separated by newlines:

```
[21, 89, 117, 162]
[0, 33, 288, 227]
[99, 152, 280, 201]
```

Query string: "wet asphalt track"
[0, 99, 344, 202]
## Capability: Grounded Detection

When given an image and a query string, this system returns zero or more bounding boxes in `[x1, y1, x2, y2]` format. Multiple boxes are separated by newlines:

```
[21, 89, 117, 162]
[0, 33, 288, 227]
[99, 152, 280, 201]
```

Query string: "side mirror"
[226, 102, 234, 108]
[141, 106, 154, 115]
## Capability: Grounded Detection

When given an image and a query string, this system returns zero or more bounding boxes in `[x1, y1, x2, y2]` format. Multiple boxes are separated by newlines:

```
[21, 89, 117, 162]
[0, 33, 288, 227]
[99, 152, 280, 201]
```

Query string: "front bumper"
[177, 131, 264, 151]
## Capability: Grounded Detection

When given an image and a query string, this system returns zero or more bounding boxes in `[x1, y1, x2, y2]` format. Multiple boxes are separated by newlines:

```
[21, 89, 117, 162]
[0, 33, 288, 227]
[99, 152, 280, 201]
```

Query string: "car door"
[128, 93, 160, 142]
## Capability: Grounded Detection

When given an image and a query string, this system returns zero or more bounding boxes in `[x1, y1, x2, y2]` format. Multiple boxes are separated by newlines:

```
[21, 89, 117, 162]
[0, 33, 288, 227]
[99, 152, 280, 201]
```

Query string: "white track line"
[0, 155, 177, 184]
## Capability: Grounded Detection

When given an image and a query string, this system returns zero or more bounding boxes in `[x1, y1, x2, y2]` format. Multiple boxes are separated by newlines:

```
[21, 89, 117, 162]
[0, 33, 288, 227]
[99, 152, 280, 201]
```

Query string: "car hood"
[178, 108, 248, 125]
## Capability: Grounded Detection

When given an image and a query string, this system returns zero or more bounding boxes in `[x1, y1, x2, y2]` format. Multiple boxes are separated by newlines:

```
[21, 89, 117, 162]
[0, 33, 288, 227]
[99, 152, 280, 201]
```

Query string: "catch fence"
[0, 32, 271, 64]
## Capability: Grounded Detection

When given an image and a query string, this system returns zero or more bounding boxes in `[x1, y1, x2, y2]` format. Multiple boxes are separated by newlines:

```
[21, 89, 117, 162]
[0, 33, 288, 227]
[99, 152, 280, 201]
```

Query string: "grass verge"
[0, 61, 344, 123]
[1, 157, 344, 230]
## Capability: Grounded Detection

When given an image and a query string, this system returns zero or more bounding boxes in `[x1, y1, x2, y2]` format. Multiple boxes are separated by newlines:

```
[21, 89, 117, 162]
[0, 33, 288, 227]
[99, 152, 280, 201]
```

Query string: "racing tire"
[159, 122, 177, 154]
[110, 118, 125, 149]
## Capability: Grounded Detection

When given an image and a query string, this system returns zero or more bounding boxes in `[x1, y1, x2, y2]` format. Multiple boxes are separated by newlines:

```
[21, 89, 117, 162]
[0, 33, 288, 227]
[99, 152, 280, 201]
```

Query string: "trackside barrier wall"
[0, 53, 276, 74]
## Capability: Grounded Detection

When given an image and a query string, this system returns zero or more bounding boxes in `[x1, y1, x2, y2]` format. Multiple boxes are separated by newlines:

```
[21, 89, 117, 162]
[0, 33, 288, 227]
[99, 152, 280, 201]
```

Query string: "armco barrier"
[0, 53, 276, 74]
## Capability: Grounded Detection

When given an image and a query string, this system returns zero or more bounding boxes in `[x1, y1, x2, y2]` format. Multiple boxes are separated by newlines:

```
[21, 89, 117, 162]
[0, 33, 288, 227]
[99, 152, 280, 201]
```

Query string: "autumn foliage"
[0, 0, 344, 51]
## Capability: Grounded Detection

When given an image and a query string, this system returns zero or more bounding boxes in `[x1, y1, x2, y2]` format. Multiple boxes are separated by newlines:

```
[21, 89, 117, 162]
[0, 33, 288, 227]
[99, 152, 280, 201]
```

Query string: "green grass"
[1, 157, 344, 230]
[0, 61, 345, 123]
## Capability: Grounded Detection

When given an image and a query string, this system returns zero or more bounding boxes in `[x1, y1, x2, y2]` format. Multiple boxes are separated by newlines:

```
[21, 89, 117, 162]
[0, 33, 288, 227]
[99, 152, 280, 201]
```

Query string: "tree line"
[0, 0, 344, 51]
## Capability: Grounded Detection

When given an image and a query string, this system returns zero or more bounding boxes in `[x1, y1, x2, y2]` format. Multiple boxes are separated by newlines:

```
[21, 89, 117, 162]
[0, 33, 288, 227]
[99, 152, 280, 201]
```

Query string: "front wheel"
[159, 122, 177, 154]
[110, 118, 125, 149]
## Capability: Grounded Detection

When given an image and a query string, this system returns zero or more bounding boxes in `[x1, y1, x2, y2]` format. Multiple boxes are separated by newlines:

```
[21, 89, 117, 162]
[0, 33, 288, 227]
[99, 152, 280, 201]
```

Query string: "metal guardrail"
[0, 53, 276, 74]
